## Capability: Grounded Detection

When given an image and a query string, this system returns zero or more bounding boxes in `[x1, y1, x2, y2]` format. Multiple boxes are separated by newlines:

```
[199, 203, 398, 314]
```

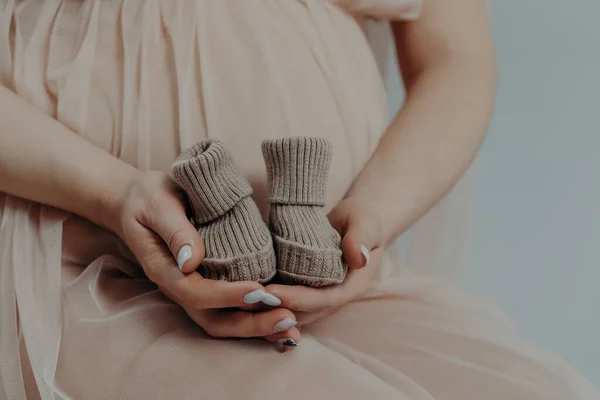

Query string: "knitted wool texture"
[173, 140, 276, 283]
[262, 137, 347, 287]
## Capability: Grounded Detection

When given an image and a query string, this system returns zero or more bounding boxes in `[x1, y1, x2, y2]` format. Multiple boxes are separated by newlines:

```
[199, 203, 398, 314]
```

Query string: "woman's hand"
[112, 170, 301, 345]
[265, 197, 385, 326]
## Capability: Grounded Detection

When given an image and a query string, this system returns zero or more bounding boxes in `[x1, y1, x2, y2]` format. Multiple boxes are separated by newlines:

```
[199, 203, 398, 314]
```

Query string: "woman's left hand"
[265, 197, 386, 326]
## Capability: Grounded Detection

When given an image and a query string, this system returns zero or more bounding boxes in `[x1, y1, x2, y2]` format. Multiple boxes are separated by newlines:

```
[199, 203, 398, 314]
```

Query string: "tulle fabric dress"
[0, 1, 597, 399]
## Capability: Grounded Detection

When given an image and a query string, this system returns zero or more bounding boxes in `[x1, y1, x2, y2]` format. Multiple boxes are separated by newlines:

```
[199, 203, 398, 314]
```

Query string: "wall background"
[464, 0, 600, 386]
[384, 0, 600, 386]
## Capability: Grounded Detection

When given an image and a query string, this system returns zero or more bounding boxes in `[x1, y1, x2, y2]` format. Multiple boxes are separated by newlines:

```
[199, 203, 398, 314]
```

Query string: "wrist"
[92, 164, 141, 236]
[341, 191, 397, 244]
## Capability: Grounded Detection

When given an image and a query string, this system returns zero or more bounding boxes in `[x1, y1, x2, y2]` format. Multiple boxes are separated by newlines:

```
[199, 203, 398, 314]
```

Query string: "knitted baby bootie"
[173, 140, 276, 283]
[262, 137, 347, 287]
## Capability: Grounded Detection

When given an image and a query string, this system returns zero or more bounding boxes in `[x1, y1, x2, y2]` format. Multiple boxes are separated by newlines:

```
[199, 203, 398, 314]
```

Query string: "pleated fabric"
[0, 1, 597, 399]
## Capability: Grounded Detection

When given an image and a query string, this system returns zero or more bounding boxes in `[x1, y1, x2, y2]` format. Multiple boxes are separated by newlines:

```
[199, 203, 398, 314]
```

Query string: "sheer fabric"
[0, 1, 597, 399]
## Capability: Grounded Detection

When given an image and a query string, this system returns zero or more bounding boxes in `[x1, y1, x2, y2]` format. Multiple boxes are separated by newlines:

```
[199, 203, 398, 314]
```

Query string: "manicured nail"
[243, 289, 267, 304]
[262, 293, 282, 307]
[277, 338, 298, 347]
[273, 318, 297, 332]
[177, 245, 192, 270]
[360, 244, 371, 266]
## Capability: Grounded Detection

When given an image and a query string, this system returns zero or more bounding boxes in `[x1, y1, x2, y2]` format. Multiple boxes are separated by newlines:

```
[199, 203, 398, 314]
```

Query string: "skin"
[266, 0, 497, 326]
[0, 0, 496, 349]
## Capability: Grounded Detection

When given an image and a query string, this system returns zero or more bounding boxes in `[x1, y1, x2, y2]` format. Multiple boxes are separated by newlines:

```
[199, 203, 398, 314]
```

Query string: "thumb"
[150, 209, 205, 274]
[340, 216, 381, 270]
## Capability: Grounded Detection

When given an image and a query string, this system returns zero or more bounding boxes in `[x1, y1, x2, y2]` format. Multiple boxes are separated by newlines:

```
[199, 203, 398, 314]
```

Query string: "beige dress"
[0, 1, 597, 399]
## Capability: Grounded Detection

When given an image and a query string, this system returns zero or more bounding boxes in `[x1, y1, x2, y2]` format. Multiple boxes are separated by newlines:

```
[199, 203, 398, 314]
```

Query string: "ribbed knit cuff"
[261, 137, 332, 206]
[274, 236, 346, 287]
[172, 140, 252, 223]
[200, 244, 277, 284]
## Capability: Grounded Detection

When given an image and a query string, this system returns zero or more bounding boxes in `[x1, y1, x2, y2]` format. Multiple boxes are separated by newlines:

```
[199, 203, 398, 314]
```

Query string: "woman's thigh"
[303, 277, 597, 400]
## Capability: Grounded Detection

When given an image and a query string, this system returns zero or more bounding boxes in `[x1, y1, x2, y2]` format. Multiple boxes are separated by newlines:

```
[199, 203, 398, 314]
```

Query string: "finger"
[266, 284, 344, 313]
[159, 278, 264, 310]
[130, 219, 283, 310]
[172, 274, 283, 309]
[238, 301, 272, 312]
[293, 310, 331, 327]
[202, 308, 297, 338]
[340, 217, 382, 270]
[145, 201, 205, 274]
[265, 327, 302, 351]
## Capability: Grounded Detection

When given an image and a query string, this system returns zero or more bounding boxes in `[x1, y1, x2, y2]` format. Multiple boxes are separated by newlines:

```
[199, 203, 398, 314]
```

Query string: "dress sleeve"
[331, 0, 422, 20]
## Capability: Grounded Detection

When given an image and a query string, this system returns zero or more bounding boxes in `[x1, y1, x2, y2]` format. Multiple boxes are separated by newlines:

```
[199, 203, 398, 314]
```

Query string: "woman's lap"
[46, 260, 596, 399]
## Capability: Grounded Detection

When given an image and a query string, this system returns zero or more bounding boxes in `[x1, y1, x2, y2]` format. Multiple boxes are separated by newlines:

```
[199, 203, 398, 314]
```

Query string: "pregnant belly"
[14, 0, 388, 210]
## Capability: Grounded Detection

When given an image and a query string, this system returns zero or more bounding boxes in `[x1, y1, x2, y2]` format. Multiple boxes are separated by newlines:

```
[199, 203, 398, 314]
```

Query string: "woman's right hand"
[110, 170, 301, 346]
[0, 87, 298, 347]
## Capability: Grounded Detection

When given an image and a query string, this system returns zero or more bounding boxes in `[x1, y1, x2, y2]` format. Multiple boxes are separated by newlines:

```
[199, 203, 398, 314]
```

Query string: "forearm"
[347, 56, 496, 243]
[0, 86, 139, 230]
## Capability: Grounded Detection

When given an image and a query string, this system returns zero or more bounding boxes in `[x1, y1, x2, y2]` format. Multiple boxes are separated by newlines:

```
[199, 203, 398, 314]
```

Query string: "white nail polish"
[360, 244, 371, 266]
[277, 338, 298, 347]
[262, 293, 282, 307]
[243, 289, 267, 304]
[273, 318, 297, 332]
[177, 245, 192, 270]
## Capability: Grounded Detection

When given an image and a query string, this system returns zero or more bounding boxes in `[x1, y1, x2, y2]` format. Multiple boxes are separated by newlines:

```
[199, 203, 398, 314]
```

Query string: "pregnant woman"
[0, 0, 597, 399]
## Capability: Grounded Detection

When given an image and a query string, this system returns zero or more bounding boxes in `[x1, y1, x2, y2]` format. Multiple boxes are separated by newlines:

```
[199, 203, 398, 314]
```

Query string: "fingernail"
[273, 318, 297, 332]
[262, 293, 282, 307]
[360, 244, 371, 266]
[243, 289, 268, 304]
[177, 245, 192, 270]
[277, 338, 298, 347]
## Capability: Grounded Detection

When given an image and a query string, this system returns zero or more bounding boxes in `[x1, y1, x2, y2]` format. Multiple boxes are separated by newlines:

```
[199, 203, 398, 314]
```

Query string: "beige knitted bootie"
[173, 140, 276, 283]
[262, 137, 347, 287]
